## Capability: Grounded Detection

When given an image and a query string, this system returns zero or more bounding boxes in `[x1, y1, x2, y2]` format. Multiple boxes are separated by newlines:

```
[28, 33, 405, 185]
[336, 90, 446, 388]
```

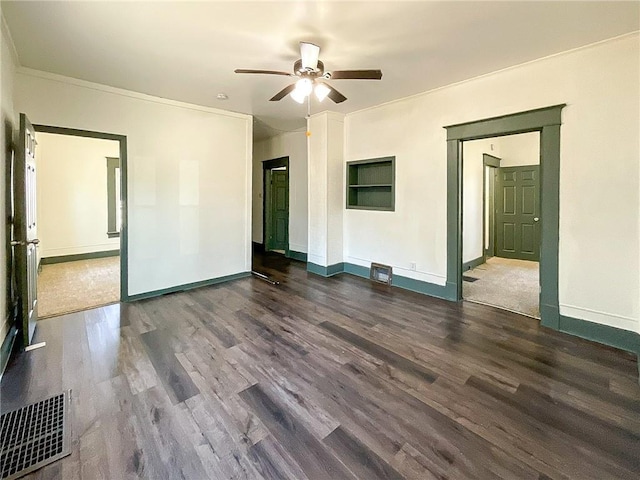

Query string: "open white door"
[13, 113, 39, 346]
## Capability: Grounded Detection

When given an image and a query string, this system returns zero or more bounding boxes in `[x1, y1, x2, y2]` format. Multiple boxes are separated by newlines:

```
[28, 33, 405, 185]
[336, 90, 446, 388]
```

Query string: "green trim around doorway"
[106, 156, 120, 238]
[127, 271, 251, 301]
[34, 124, 129, 301]
[445, 104, 565, 329]
[462, 256, 485, 271]
[40, 250, 120, 265]
[482, 153, 501, 168]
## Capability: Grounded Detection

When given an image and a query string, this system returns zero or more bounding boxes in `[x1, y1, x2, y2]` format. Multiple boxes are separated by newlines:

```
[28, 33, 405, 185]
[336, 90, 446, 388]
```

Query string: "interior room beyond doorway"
[462, 132, 541, 318]
[262, 157, 289, 256]
[35, 132, 121, 317]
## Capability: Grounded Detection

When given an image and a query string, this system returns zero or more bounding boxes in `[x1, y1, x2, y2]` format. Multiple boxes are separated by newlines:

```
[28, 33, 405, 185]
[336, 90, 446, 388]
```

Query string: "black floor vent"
[1, 391, 71, 480]
[462, 275, 479, 283]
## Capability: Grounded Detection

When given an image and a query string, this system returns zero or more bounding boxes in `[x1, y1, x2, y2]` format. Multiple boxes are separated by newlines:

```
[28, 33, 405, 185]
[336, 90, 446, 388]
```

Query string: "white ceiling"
[3, 1, 639, 139]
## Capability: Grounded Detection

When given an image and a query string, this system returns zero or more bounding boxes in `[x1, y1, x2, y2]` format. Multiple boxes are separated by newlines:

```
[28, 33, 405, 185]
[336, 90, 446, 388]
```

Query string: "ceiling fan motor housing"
[294, 59, 325, 77]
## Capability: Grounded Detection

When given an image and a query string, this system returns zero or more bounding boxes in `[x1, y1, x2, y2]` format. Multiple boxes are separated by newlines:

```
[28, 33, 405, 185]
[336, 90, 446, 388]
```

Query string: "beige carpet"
[463, 257, 539, 318]
[37, 256, 120, 318]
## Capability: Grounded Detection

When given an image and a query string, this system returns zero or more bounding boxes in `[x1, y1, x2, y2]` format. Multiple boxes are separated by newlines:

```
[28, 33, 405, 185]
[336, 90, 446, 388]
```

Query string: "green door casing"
[267, 169, 289, 252]
[496, 165, 540, 261]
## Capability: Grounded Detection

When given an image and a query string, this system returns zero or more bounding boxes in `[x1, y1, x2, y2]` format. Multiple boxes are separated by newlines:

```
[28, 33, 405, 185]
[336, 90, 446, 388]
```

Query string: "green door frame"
[262, 156, 289, 255]
[33, 124, 129, 302]
[482, 153, 501, 258]
[445, 104, 565, 329]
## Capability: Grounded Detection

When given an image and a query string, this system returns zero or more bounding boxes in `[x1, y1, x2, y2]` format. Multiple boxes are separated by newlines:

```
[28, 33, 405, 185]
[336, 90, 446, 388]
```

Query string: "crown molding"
[1, 14, 20, 67]
[16, 66, 252, 121]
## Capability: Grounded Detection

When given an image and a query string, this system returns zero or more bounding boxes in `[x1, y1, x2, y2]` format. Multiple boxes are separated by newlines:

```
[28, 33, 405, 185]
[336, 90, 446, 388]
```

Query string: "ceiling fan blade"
[235, 69, 292, 76]
[326, 84, 347, 104]
[330, 70, 383, 80]
[300, 42, 320, 70]
[269, 83, 296, 101]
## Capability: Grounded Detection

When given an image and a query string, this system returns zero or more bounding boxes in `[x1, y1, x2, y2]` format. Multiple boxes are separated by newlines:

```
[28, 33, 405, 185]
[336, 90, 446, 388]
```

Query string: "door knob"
[11, 239, 40, 246]
[534, 217, 539, 222]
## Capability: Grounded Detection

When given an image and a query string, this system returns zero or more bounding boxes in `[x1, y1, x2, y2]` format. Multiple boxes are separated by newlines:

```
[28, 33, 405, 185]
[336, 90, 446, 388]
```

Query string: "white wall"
[1, 10, 17, 345]
[462, 138, 496, 263]
[253, 130, 308, 254]
[327, 113, 345, 266]
[344, 33, 639, 333]
[498, 132, 540, 167]
[462, 132, 540, 263]
[307, 112, 344, 267]
[307, 114, 328, 266]
[14, 69, 252, 297]
[35, 133, 120, 259]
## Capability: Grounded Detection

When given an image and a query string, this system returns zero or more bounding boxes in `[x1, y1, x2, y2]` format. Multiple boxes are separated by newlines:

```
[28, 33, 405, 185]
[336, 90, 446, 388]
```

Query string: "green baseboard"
[307, 262, 344, 277]
[343, 263, 457, 301]
[391, 274, 457, 301]
[287, 250, 308, 262]
[343, 263, 370, 278]
[41, 249, 120, 265]
[557, 315, 640, 355]
[462, 256, 485, 271]
[127, 271, 251, 302]
[0, 325, 18, 380]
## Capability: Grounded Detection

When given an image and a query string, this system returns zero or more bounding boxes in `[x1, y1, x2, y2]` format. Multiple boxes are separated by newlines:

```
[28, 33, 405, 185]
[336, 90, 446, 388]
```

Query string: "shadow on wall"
[2, 115, 19, 371]
[4, 118, 16, 324]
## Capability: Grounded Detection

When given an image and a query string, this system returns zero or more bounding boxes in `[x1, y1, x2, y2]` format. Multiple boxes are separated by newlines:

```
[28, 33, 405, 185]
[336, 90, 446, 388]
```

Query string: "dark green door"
[496, 165, 540, 261]
[267, 170, 288, 252]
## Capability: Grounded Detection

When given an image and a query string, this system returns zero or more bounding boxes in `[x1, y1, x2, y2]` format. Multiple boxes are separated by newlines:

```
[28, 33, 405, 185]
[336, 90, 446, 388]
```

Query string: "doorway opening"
[445, 104, 565, 329]
[33, 125, 128, 318]
[262, 157, 289, 255]
[461, 132, 541, 318]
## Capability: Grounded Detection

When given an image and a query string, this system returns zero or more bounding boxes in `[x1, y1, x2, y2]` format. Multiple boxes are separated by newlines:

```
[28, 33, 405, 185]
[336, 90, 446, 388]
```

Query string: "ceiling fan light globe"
[314, 83, 331, 102]
[295, 78, 313, 96]
[290, 88, 306, 104]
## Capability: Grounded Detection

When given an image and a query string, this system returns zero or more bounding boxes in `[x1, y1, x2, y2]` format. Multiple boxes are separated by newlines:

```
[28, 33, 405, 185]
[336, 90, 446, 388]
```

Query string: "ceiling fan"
[234, 42, 382, 104]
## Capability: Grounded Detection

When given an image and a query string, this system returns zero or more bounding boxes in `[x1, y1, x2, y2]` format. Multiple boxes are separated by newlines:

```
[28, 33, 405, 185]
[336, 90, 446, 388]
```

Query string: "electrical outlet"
[410, 262, 416, 271]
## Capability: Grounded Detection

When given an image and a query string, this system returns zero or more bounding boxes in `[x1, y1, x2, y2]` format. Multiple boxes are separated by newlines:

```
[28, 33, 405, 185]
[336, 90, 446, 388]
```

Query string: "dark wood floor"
[2, 253, 639, 479]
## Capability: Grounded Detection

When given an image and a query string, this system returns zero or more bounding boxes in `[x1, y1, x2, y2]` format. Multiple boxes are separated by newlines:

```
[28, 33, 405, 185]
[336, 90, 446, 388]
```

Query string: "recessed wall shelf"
[347, 156, 395, 211]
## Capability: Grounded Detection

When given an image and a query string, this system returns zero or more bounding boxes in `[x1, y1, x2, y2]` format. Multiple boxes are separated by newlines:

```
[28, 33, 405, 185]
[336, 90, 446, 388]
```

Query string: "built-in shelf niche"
[347, 156, 395, 211]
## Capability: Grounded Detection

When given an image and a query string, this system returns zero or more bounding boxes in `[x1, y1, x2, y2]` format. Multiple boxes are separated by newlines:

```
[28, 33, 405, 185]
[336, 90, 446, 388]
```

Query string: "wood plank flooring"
[2, 253, 639, 479]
